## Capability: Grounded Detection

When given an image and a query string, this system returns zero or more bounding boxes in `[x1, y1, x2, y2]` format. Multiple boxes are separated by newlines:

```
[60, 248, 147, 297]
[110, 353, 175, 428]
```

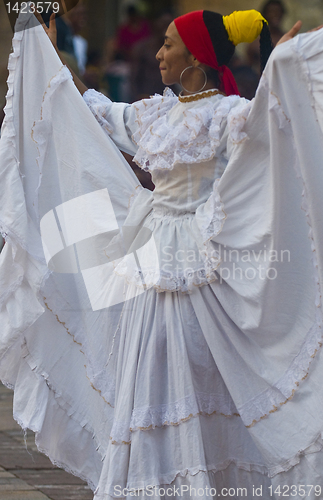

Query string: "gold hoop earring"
[180, 66, 207, 94]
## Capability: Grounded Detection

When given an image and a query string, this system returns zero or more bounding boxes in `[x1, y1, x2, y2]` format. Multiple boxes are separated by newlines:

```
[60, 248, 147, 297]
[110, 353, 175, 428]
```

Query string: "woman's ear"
[192, 57, 203, 68]
[185, 49, 197, 66]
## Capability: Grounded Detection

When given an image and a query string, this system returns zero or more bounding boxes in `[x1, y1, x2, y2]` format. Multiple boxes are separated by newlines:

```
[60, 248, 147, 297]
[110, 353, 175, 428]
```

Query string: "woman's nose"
[156, 47, 163, 61]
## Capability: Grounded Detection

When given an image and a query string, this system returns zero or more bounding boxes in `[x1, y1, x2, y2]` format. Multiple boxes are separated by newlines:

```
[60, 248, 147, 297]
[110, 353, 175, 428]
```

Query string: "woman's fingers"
[33, 10, 57, 47]
[288, 20, 302, 37]
[276, 21, 302, 45]
[49, 12, 57, 33]
[277, 20, 323, 45]
[308, 24, 323, 33]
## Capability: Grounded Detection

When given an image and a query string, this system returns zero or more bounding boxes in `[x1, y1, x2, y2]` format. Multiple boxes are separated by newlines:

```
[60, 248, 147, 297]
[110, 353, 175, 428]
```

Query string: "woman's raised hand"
[277, 20, 323, 46]
[276, 21, 302, 46]
[34, 9, 88, 95]
[34, 11, 58, 49]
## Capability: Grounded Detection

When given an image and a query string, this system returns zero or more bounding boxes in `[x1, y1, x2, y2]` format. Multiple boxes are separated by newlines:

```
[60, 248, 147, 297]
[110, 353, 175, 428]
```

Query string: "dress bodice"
[150, 158, 225, 215]
[82, 87, 251, 292]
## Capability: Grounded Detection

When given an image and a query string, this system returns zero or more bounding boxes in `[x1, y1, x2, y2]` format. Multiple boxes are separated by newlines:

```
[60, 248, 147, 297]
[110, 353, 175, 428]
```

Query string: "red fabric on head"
[174, 11, 240, 96]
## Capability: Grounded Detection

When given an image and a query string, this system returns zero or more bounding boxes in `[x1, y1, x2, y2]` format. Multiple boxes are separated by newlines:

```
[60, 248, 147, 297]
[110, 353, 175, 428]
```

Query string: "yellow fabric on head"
[223, 10, 268, 46]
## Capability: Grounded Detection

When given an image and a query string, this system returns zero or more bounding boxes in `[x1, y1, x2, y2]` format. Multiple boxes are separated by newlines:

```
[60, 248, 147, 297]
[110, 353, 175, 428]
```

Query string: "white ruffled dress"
[2, 12, 323, 500]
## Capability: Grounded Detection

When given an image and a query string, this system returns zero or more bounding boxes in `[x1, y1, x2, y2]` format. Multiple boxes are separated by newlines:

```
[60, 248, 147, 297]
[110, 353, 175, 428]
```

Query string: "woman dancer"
[1, 6, 323, 500]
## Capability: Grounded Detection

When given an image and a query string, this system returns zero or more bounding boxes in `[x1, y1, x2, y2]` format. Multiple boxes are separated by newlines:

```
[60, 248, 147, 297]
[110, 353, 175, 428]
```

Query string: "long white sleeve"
[83, 89, 139, 156]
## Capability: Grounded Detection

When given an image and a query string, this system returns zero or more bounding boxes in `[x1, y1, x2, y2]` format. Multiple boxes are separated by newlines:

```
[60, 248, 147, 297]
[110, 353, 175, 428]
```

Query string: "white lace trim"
[0, 25, 50, 312]
[10, 390, 98, 492]
[96, 433, 323, 498]
[132, 88, 242, 172]
[1, 26, 51, 264]
[114, 265, 221, 294]
[109, 392, 239, 444]
[227, 99, 253, 144]
[5, 354, 323, 491]
[83, 89, 114, 136]
[112, 222, 223, 296]
[0, 343, 99, 492]
[1, 31, 26, 254]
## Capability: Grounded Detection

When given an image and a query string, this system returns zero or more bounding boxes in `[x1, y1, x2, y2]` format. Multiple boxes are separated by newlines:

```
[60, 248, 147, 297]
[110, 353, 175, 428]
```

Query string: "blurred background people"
[262, 0, 286, 45]
[247, 0, 287, 73]
[116, 5, 151, 62]
[41, 2, 79, 74]
[0, 0, 315, 186]
[131, 10, 176, 101]
[69, 1, 88, 75]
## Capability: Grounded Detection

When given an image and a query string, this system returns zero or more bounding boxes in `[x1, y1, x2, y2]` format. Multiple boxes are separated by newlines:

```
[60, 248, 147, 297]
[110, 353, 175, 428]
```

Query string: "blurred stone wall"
[283, 0, 323, 31]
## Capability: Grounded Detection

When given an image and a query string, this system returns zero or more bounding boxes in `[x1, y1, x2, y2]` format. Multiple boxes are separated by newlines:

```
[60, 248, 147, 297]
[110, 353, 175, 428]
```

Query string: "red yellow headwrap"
[174, 11, 240, 96]
[174, 10, 268, 96]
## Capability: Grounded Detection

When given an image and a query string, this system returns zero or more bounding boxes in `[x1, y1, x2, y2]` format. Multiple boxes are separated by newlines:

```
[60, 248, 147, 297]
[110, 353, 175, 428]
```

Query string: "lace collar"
[132, 89, 245, 172]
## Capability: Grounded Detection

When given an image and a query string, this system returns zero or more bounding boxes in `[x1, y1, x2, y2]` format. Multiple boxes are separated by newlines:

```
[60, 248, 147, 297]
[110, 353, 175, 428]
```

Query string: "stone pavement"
[0, 383, 93, 500]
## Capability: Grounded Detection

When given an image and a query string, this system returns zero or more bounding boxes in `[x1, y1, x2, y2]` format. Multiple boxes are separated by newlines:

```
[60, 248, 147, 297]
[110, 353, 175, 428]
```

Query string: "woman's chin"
[160, 74, 175, 86]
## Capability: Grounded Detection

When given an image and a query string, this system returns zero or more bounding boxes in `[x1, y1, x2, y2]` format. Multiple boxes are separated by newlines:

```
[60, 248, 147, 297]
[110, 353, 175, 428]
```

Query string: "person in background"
[131, 11, 175, 102]
[116, 4, 151, 62]
[41, 3, 79, 74]
[42, 5, 75, 57]
[262, 0, 286, 45]
[82, 49, 104, 92]
[103, 49, 131, 102]
[247, 0, 286, 72]
[68, 1, 88, 75]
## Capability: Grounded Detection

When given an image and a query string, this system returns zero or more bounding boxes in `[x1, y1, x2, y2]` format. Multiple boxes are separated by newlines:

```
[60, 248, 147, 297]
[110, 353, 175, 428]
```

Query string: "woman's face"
[156, 21, 192, 86]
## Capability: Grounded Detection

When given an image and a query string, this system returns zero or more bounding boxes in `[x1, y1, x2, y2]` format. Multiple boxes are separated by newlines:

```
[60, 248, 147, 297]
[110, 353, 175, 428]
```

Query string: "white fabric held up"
[1, 10, 323, 500]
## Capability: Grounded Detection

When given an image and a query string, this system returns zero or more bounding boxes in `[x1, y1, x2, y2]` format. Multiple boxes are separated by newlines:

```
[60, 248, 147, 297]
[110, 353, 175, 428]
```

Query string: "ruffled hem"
[109, 392, 239, 444]
[96, 432, 323, 498]
[42, 277, 116, 408]
[111, 210, 224, 294]
[240, 321, 322, 428]
[0, 345, 100, 492]
[132, 88, 243, 172]
[94, 462, 271, 499]
[0, 24, 50, 356]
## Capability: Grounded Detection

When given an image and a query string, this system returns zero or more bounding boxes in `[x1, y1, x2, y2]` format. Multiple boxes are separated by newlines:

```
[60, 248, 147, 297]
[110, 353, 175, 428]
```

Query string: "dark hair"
[203, 10, 273, 74]
[205, 67, 221, 89]
[260, 22, 274, 71]
[261, 0, 287, 18]
[203, 11, 236, 66]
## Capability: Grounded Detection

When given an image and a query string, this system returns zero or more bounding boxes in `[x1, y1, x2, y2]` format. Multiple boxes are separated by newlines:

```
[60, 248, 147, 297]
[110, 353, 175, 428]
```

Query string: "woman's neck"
[182, 81, 219, 96]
